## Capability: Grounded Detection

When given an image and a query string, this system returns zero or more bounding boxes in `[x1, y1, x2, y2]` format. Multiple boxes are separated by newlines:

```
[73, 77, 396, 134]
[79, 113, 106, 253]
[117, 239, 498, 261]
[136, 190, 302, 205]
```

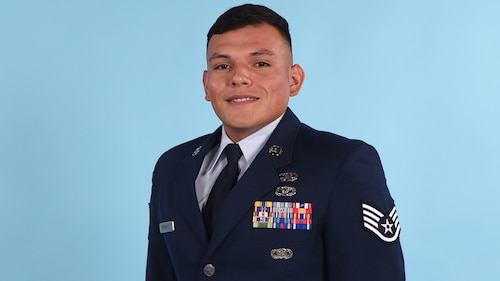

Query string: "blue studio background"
[1, 0, 499, 280]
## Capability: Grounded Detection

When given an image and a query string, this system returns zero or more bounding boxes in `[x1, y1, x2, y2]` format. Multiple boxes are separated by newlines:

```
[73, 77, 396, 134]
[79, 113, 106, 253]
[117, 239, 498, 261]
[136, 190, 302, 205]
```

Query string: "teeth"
[232, 97, 256, 102]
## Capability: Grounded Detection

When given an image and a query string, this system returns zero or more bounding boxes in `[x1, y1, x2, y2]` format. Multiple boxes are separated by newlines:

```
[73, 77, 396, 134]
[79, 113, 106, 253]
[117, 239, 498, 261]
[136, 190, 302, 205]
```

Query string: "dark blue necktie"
[203, 143, 242, 237]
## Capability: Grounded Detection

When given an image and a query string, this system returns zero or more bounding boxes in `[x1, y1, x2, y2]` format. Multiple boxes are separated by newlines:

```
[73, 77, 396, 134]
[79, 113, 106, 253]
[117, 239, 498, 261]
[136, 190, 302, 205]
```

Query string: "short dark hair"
[207, 4, 292, 50]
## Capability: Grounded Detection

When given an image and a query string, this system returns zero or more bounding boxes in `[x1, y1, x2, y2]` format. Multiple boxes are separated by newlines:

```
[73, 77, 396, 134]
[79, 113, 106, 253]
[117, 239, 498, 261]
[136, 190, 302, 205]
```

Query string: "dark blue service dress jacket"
[146, 108, 405, 281]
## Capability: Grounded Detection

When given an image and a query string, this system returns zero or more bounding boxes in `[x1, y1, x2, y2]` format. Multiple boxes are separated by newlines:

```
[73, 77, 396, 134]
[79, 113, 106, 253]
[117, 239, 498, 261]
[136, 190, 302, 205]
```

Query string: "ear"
[202, 70, 211, 101]
[289, 64, 305, 97]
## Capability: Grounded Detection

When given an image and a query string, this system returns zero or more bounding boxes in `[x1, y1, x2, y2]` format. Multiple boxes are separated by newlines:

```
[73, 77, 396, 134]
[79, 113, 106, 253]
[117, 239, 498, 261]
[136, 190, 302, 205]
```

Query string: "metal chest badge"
[270, 248, 294, 260]
[253, 201, 312, 230]
[275, 186, 297, 197]
[278, 172, 298, 182]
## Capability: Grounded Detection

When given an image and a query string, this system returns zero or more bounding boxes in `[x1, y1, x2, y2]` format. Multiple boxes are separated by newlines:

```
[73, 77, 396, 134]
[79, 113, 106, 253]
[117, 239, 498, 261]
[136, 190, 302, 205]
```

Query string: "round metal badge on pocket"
[270, 248, 294, 260]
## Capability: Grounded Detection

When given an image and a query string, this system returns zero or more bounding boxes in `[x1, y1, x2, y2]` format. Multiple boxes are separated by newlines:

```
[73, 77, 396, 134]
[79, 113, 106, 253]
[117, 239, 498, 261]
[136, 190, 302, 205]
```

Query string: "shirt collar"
[207, 114, 284, 173]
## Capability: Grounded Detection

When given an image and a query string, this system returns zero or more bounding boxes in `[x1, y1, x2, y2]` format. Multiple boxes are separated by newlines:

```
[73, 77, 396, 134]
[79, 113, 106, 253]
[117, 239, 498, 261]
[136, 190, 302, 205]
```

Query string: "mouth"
[227, 97, 259, 103]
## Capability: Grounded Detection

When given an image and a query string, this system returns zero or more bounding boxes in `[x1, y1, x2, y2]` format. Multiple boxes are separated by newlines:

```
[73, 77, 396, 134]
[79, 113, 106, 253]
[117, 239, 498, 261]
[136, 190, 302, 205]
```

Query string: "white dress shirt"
[195, 114, 284, 210]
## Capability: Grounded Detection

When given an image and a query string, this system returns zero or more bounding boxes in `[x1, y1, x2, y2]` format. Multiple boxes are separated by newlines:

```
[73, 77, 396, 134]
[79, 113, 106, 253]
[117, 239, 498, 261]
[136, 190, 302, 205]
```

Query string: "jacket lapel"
[174, 128, 222, 242]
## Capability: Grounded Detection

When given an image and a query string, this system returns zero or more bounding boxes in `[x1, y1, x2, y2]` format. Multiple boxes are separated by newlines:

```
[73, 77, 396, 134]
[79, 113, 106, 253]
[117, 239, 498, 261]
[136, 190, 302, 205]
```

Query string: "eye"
[214, 64, 230, 70]
[255, 61, 270, 67]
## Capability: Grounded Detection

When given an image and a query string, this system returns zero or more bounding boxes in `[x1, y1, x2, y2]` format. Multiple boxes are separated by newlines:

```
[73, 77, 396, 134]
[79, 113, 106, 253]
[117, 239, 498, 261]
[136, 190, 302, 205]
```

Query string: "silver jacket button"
[203, 263, 216, 277]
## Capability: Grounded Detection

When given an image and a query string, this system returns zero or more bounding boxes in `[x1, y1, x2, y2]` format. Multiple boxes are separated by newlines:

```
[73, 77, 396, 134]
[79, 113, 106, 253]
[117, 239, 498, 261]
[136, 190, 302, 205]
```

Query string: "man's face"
[203, 23, 304, 142]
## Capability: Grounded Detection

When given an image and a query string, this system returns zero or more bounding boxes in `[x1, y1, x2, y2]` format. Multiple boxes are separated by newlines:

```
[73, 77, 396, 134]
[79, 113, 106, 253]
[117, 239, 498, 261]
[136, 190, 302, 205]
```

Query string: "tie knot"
[224, 143, 242, 164]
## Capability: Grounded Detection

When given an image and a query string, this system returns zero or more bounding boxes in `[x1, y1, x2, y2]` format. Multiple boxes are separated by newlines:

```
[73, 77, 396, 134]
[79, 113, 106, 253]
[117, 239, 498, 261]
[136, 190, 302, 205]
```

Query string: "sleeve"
[145, 175, 177, 280]
[324, 143, 405, 281]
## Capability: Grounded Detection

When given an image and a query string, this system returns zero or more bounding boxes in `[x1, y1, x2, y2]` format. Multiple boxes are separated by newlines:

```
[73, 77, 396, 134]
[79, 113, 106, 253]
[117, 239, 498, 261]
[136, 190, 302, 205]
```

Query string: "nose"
[231, 65, 251, 86]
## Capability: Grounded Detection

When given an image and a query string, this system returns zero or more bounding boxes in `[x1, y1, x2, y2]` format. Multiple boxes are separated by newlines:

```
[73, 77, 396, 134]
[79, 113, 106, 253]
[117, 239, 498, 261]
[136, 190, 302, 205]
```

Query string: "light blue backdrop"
[1, 0, 499, 280]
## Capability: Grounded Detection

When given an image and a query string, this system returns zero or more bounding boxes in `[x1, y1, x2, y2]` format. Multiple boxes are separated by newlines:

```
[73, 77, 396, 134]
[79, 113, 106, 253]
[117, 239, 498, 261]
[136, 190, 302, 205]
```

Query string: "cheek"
[206, 77, 227, 93]
[204, 80, 220, 101]
[268, 78, 293, 101]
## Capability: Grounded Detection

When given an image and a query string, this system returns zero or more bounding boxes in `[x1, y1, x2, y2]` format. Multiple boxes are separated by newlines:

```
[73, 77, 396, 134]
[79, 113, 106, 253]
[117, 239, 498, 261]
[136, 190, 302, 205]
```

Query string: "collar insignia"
[268, 145, 283, 156]
[191, 146, 202, 156]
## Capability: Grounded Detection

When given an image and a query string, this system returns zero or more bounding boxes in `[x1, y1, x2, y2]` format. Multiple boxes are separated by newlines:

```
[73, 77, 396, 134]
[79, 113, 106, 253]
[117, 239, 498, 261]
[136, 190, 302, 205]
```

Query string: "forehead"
[206, 24, 291, 58]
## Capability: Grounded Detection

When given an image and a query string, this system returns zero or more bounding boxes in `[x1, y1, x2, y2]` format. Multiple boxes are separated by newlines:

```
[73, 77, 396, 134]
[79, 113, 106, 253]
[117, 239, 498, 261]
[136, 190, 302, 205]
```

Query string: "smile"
[230, 97, 258, 102]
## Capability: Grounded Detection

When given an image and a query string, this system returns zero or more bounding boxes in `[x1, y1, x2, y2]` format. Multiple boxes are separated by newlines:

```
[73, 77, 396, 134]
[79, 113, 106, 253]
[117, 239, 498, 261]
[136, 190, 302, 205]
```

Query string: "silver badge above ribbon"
[275, 186, 297, 197]
[278, 172, 298, 182]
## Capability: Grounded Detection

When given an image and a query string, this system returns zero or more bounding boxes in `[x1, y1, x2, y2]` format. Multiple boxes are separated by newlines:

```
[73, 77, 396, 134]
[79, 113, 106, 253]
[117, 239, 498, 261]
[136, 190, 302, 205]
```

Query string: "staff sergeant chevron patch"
[362, 203, 401, 243]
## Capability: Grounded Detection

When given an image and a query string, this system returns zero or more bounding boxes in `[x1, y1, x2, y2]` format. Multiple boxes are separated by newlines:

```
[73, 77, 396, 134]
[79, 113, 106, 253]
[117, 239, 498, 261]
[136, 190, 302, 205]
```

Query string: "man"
[147, 4, 405, 281]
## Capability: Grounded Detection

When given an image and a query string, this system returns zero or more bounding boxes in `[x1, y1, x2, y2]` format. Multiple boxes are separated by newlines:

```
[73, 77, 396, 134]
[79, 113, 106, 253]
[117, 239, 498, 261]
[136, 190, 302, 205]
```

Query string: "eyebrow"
[249, 49, 276, 57]
[208, 53, 230, 63]
[208, 49, 276, 63]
